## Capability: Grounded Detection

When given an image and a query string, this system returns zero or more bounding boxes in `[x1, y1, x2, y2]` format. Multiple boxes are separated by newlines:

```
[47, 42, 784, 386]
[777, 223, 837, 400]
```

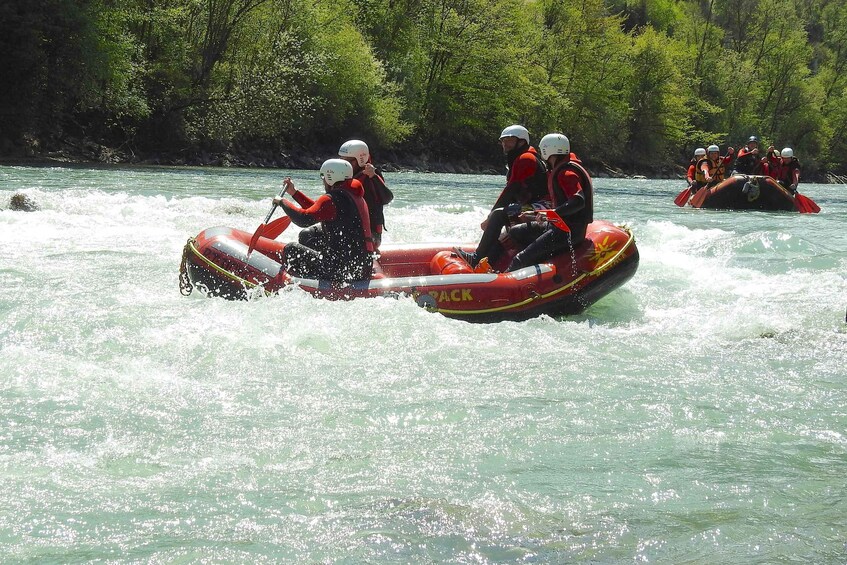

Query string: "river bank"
[2, 135, 844, 183]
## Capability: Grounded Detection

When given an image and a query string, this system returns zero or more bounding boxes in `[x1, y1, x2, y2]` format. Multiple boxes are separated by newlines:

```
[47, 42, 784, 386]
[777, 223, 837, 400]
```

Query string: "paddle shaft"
[261, 189, 286, 224]
[247, 188, 287, 256]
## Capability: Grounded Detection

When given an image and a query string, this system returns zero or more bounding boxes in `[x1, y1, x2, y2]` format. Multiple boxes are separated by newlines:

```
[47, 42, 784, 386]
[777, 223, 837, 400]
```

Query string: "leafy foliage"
[1, 0, 845, 174]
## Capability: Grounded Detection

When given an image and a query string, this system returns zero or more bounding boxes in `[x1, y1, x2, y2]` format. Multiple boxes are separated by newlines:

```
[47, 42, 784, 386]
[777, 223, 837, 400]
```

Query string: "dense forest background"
[1, 0, 846, 178]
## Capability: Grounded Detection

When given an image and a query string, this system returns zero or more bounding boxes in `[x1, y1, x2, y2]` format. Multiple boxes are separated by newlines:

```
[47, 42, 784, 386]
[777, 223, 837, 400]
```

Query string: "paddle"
[674, 187, 691, 207]
[794, 192, 820, 214]
[689, 178, 720, 208]
[262, 215, 292, 239]
[247, 188, 286, 257]
[537, 209, 571, 232]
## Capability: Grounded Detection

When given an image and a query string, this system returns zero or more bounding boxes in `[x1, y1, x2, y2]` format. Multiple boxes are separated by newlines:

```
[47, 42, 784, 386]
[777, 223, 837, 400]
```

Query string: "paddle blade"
[246, 223, 266, 257]
[246, 189, 287, 256]
[794, 193, 820, 214]
[689, 186, 710, 208]
[246, 216, 292, 257]
[674, 188, 691, 207]
[263, 216, 292, 239]
[541, 209, 570, 233]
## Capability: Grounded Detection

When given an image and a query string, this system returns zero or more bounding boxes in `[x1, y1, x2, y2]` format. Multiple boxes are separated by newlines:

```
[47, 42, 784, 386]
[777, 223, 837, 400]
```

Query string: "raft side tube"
[691, 175, 797, 211]
[182, 222, 639, 320]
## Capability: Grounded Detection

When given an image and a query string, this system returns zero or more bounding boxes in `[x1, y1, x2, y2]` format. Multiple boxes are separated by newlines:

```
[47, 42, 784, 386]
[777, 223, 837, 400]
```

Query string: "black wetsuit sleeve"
[491, 182, 522, 210]
[373, 174, 394, 205]
[554, 193, 585, 218]
[280, 200, 319, 228]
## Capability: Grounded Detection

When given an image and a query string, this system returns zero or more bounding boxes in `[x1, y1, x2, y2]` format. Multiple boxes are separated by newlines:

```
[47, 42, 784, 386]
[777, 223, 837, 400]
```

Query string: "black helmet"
[748, 135, 759, 143]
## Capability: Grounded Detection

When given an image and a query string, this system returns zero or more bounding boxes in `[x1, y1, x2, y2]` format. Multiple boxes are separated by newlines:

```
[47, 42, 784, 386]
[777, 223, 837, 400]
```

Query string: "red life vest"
[547, 158, 593, 227]
[493, 146, 548, 209]
[777, 158, 800, 185]
[354, 170, 392, 237]
[765, 151, 781, 179]
[328, 179, 375, 255]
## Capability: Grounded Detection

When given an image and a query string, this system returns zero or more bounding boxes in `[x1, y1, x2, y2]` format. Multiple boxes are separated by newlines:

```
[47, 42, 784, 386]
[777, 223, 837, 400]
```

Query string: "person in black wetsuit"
[337, 139, 394, 251]
[733, 136, 763, 175]
[503, 133, 593, 272]
[455, 124, 548, 268]
[276, 159, 374, 282]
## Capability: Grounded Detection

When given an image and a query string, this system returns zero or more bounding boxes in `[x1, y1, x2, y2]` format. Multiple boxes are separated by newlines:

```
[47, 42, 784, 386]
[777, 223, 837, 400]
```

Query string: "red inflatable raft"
[688, 174, 819, 213]
[179, 221, 639, 321]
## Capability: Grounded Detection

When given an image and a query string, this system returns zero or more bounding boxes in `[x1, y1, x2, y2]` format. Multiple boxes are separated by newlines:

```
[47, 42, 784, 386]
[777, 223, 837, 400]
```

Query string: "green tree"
[624, 27, 691, 164]
[306, 3, 411, 146]
[810, 0, 847, 170]
[194, 0, 410, 149]
[0, 0, 128, 145]
[531, 0, 632, 160]
[3, 0, 846, 174]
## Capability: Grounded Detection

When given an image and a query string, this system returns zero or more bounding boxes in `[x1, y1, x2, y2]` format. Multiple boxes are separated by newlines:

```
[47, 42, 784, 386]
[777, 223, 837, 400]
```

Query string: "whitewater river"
[1, 164, 846, 562]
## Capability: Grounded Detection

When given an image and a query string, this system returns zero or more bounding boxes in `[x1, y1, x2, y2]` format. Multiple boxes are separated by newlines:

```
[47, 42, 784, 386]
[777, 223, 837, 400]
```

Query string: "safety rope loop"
[179, 239, 194, 296]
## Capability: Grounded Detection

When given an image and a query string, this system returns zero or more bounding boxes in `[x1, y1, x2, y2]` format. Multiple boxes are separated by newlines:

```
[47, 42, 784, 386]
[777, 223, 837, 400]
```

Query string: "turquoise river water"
[1, 164, 846, 563]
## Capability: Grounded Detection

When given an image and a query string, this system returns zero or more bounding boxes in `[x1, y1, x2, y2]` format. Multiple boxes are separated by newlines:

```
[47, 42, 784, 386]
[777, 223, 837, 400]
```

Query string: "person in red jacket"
[337, 139, 394, 250]
[775, 147, 801, 193]
[455, 125, 547, 267]
[503, 133, 593, 271]
[275, 159, 374, 282]
[695, 144, 734, 187]
[764, 146, 781, 179]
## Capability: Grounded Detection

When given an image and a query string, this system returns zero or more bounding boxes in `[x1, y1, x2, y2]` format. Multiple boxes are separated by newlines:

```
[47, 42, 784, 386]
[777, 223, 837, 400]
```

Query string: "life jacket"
[765, 151, 781, 179]
[324, 179, 375, 257]
[354, 170, 390, 236]
[495, 146, 548, 208]
[777, 157, 800, 185]
[694, 156, 725, 183]
[547, 159, 593, 229]
[280, 179, 373, 281]
[526, 150, 549, 202]
[734, 147, 761, 174]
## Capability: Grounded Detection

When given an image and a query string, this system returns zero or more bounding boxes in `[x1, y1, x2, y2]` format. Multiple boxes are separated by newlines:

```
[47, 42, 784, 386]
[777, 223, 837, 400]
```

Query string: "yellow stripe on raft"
[186, 238, 269, 295]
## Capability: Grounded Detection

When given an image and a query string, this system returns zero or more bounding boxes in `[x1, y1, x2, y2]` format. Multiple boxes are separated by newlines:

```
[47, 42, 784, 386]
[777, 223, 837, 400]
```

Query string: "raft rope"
[179, 239, 194, 296]
[181, 237, 268, 297]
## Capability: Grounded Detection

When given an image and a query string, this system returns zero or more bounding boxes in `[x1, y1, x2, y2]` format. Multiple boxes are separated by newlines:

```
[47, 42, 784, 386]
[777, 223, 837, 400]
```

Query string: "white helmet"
[539, 133, 570, 160]
[780, 147, 793, 158]
[338, 139, 370, 167]
[694, 147, 707, 157]
[499, 125, 530, 143]
[707, 144, 720, 153]
[319, 158, 353, 185]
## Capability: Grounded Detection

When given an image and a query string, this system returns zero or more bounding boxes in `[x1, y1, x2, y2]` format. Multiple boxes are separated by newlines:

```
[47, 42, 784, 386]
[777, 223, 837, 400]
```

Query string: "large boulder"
[9, 192, 39, 211]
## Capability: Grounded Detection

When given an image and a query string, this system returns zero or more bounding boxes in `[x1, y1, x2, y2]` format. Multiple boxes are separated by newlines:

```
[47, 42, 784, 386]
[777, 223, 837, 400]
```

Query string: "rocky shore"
[1, 135, 840, 183]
